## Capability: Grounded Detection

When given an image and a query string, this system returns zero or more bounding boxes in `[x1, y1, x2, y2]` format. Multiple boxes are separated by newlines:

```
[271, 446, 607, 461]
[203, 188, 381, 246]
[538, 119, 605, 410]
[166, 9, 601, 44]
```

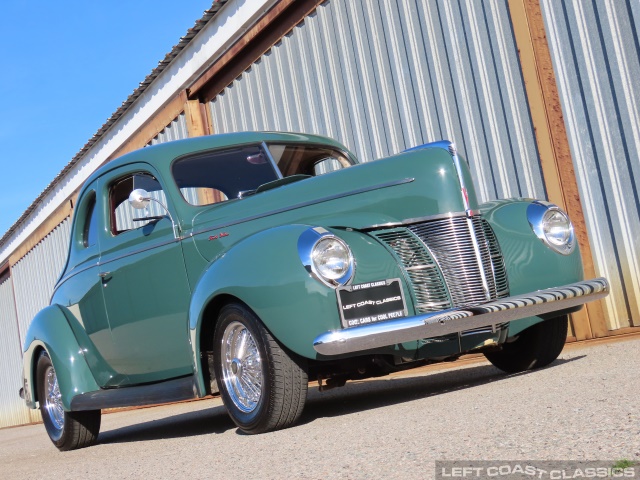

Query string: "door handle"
[98, 271, 111, 278]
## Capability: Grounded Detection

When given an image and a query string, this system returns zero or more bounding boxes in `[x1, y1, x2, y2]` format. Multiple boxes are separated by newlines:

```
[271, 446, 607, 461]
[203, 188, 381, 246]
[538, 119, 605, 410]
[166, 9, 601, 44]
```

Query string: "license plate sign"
[337, 279, 407, 328]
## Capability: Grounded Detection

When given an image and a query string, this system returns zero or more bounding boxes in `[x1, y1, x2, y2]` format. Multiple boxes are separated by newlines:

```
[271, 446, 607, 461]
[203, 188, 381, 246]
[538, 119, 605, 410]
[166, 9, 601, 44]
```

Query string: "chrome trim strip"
[98, 238, 179, 267]
[52, 238, 180, 298]
[52, 261, 100, 298]
[313, 278, 609, 356]
[466, 216, 492, 301]
[448, 142, 473, 215]
[190, 178, 415, 237]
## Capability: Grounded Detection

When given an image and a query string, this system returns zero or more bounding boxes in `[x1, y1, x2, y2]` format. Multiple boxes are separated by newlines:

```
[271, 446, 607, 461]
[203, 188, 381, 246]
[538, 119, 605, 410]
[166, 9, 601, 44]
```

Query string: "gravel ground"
[2, 337, 638, 480]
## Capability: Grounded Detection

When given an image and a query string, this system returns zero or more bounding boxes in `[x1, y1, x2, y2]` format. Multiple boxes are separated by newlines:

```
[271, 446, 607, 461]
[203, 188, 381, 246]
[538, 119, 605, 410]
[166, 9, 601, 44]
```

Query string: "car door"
[51, 180, 128, 387]
[97, 164, 192, 384]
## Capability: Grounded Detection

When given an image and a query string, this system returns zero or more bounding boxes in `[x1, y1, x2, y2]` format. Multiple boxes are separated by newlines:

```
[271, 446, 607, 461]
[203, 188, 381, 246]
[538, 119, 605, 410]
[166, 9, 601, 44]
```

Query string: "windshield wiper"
[255, 175, 311, 194]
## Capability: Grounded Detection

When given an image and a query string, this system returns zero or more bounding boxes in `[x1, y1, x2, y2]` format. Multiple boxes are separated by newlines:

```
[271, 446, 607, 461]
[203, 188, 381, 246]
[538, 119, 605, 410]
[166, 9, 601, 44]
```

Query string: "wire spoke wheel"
[221, 321, 263, 413]
[44, 366, 65, 433]
[213, 303, 308, 434]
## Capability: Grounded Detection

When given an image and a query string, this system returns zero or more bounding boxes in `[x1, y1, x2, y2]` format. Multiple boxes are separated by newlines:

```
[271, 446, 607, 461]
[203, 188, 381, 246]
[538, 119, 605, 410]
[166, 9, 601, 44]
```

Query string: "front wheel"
[36, 351, 101, 451]
[213, 303, 308, 434]
[484, 315, 568, 373]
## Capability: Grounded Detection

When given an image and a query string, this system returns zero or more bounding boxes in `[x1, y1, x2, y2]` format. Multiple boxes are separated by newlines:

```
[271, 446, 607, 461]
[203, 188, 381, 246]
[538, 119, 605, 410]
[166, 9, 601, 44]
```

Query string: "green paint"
[22, 133, 591, 411]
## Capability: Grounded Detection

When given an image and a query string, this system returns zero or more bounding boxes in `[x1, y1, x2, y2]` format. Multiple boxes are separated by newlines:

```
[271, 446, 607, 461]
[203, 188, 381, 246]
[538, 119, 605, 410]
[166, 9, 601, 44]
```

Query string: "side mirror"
[129, 189, 151, 210]
[127, 188, 180, 239]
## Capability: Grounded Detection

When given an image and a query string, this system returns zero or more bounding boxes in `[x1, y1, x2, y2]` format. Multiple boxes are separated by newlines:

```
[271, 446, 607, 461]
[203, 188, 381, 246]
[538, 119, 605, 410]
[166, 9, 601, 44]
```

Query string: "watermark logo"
[435, 461, 636, 479]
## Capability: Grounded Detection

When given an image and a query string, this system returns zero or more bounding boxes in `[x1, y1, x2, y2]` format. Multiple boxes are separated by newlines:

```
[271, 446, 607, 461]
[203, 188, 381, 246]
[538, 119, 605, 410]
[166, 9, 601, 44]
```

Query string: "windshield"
[172, 145, 279, 206]
[172, 142, 354, 207]
[267, 143, 354, 177]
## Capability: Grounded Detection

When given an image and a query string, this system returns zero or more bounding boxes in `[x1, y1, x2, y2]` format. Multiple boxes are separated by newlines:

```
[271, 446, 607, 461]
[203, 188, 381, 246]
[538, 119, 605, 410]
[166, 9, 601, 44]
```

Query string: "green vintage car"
[20, 132, 609, 450]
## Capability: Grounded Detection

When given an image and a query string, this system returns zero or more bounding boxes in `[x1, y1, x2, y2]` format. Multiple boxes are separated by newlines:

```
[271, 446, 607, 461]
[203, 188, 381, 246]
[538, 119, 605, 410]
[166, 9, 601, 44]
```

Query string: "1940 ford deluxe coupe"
[20, 132, 609, 450]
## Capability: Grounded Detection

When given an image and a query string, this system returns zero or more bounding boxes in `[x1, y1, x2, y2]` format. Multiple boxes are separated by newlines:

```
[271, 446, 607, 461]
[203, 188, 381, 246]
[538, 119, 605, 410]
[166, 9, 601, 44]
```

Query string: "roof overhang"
[0, 0, 278, 266]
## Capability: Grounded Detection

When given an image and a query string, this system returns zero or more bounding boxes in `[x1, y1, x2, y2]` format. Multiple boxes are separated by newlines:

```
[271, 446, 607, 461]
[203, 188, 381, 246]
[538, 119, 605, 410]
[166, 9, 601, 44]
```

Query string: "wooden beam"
[508, 0, 608, 339]
[201, 101, 214, 135]
[188, 0, 324, 103]
[606, 326, 640, 337]
[108, 91, 188, 161]
[184, 99, 208, 137]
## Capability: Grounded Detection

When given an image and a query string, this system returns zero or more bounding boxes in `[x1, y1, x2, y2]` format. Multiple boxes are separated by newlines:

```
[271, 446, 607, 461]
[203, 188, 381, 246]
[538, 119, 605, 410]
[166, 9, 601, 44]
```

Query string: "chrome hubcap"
[44, 366, 64, 431]
[221, 321, 263, 413]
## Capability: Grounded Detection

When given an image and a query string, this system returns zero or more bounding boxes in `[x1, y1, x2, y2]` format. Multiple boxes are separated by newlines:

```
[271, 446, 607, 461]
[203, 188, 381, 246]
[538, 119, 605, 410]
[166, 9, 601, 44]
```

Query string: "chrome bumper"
[313, 278, 609, 356]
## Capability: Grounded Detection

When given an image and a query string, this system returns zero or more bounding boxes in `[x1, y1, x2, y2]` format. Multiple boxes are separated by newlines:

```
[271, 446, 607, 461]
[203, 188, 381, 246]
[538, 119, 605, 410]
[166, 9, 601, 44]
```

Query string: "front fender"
[481, 199, 584, 336]
[22, 305, 100, 410]
[188, 224, 410, 395]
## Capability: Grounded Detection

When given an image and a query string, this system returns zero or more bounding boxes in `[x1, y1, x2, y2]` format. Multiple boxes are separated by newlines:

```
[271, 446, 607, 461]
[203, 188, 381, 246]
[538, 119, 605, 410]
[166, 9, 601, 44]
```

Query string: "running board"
[70, 375, 196, 411]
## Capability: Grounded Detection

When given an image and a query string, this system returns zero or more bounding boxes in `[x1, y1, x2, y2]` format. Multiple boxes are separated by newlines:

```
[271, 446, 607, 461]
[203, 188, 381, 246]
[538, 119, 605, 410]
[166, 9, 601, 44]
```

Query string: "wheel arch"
[189, 224, 341, 396]
[22, 305, 100, 411]
[196, 292, 245, 397]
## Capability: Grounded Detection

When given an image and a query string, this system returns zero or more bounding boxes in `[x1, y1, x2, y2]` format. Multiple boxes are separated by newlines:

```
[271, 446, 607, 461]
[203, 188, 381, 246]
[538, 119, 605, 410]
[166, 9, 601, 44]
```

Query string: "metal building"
[0, 0, 638, 429]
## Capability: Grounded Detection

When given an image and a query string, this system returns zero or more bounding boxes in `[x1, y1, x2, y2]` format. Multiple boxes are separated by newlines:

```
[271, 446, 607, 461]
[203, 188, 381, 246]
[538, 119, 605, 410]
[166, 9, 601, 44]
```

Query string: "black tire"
[213, 303, 308, 434]
[484, 315, 568, 374]
[36, 351, 101, 451]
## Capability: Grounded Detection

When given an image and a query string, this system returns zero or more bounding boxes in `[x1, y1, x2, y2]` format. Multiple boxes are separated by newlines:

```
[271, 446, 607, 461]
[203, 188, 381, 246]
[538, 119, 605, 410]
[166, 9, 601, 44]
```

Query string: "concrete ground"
[2, 337, 638, 480]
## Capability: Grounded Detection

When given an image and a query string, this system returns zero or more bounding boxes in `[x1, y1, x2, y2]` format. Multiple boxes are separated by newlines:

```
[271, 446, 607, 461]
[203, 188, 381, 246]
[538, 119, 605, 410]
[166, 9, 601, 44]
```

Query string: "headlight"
[312, 237, 351, 281]
[298, 227, 355, 287]
[527, 201, 575, 255]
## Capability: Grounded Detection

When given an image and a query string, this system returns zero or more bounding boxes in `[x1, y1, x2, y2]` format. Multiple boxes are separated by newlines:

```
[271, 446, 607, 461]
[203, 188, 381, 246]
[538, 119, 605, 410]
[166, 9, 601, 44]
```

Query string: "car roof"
[84, 131, 352, 187]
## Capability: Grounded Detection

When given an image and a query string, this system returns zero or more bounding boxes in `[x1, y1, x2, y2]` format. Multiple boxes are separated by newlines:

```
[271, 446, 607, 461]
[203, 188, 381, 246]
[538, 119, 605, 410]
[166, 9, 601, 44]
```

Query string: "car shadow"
[98, 403, 235, 444]
[98, 355, 585, 444]
[298, 355, 585, 425]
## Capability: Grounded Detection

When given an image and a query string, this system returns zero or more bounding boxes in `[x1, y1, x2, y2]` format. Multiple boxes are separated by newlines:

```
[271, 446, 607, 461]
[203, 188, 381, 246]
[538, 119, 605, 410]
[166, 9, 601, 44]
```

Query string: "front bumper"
[313, 278, 609, 356]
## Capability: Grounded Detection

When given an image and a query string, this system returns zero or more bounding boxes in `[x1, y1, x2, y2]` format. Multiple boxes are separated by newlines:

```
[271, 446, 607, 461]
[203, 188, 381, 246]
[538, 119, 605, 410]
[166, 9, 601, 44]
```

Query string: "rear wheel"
[213, 303, 308, 434]
[36, 351, 101, 451]
[484, 315, 568, 373]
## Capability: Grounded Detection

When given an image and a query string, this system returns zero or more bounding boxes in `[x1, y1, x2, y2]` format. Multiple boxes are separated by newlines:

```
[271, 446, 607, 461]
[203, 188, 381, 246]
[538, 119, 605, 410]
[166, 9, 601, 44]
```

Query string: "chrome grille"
[409, 215, 509, 307]
[373, 214, 509, 313]
[373, 229, 451, 313]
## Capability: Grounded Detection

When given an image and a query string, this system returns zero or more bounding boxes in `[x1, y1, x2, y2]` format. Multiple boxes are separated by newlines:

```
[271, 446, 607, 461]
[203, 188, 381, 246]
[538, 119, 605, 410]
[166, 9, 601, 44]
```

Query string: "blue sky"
[0, 1, 214, 237]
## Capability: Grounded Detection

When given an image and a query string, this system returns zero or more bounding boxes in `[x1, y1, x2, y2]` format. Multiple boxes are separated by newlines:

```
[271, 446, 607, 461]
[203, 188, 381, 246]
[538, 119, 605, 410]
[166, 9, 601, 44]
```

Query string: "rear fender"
[22, 305, 100, 410]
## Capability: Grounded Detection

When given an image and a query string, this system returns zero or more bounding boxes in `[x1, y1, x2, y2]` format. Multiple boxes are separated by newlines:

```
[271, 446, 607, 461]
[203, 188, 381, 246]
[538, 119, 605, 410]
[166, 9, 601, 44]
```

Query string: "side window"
[110, 173, 166, 235]
[83, 193, 98, 248]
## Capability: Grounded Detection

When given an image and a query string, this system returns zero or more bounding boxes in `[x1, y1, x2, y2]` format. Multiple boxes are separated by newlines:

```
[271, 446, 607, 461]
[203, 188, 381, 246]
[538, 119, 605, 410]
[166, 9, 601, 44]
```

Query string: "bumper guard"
[313, 278, 609, 356]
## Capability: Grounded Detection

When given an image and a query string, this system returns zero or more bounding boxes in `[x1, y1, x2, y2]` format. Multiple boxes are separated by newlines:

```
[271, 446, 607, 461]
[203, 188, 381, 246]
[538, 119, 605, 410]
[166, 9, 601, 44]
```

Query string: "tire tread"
[36, 352, 101, 451]
[214, 303, 308, 434]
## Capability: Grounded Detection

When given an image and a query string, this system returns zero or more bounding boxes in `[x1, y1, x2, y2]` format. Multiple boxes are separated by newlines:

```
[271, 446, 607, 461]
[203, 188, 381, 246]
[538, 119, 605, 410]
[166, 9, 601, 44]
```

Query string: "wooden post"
[507, 0, 608, 339]
[184, 99, 210, 137]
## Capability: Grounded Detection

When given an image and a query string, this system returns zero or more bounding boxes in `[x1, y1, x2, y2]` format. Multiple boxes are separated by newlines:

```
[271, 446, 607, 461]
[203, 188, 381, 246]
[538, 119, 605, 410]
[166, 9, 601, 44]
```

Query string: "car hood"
[189, 144, 474, 259]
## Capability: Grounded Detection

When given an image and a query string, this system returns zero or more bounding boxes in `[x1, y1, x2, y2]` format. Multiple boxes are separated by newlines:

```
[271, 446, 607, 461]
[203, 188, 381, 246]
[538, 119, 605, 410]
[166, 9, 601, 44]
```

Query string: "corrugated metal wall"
[11, 219, 71, 348]
[148, 113, 188, 146]
[0, 113, 191, 428]
[0, 219, 70, 427]
[209, 0, 545, 204]
[540, 0, 640, 330]
[0, 274, 38, 427]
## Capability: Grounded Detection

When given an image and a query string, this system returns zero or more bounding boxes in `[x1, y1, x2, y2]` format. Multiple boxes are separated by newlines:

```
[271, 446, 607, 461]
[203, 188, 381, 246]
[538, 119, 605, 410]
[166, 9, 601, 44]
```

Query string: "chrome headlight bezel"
[298, 227, 355, 287]
[527, 201, 576, 255]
